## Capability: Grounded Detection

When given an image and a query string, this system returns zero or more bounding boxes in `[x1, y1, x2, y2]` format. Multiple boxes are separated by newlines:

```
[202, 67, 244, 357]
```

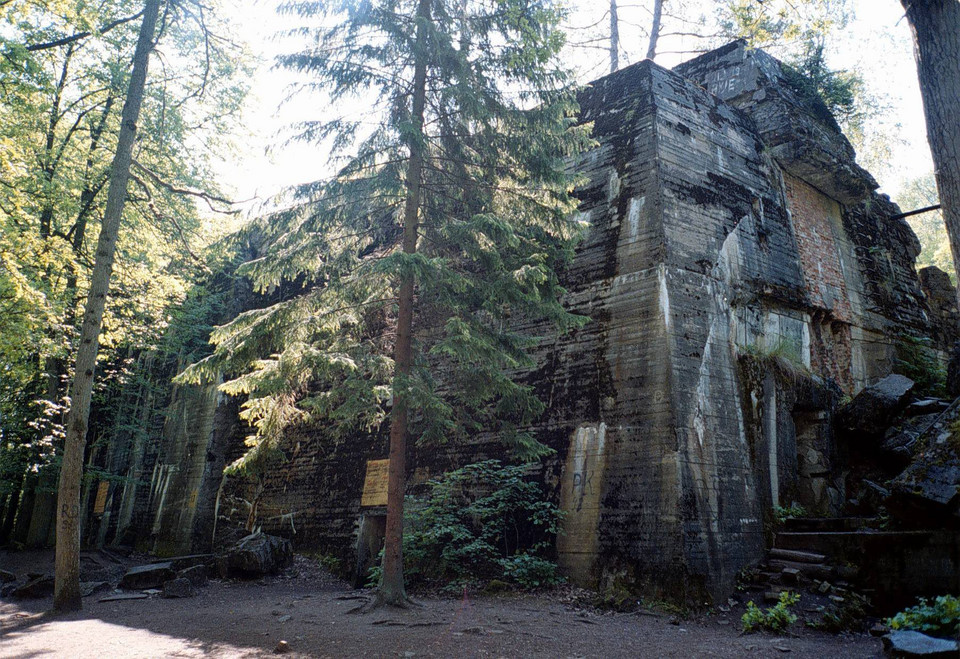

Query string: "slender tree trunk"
[380, 0, 431, 608]
[609, 0, 619, 74]
[53, 0, 162, 612]
[901, 0, 960, 296]
[646, 0, 664, 61]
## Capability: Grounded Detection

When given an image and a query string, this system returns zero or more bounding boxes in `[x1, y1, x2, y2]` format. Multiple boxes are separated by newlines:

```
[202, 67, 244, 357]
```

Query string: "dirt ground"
[0, 550, 883, 658]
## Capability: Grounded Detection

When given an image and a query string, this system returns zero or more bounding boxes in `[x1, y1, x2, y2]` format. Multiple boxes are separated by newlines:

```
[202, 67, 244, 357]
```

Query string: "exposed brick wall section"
[784, 174, 853, 323]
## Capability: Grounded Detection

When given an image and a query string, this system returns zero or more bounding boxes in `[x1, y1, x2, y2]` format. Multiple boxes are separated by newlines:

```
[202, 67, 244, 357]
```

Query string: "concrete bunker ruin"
[63, 41, 959, 605]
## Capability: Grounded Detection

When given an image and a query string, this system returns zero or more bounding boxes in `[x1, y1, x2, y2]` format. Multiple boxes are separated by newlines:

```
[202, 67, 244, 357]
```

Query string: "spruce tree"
[181, 0, 590, 606]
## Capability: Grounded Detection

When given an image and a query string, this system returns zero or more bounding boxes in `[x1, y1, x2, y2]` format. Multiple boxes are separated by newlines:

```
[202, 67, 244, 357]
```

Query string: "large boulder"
[217, 533, 293, 578]
[883, 630, 959, 657]
[837, 374, 915, 436]
[119, 562, 176, 590]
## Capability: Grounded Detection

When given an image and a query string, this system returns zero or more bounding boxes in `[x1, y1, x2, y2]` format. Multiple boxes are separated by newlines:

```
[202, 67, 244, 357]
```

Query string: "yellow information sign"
[361, 459, 390, 507]
[93, 481, 110, 515]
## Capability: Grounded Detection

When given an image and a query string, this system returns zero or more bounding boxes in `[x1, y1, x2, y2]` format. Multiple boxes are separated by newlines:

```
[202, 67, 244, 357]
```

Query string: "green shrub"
[895, 335, 946, 398]
[774, 504, 807, 524]
[887, 595, 960, 639]
[810, 592, 870, 633]
[402, 460, 564, 589]
[742, 591, 800, 633]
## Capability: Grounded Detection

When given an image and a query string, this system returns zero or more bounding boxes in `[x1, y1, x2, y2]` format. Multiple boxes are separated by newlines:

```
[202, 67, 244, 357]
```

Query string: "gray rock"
[905, 399, 949, 416]
[12, 574, 54, 599]
[80, 581, 112, 597]
[161, 577, 196, 598]
[0, 569, 16, 583]
[837, 374, 916, 436]
[178, 564, 208, 587]
[882, 630, 959, 657]
[119, 562, 175, 590]
[218, 533, 292, 578]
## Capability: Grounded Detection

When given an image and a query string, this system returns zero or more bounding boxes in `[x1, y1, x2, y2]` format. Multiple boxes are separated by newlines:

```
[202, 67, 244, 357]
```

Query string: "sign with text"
[361, 459, 390, 507]
[93, 481, 110, 515]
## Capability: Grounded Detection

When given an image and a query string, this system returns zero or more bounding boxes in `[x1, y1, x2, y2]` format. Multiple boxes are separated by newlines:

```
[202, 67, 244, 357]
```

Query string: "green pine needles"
[178, 0, 593, 476]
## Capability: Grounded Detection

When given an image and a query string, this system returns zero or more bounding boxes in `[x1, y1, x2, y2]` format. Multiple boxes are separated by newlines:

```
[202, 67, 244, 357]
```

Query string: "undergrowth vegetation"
[887, 595, 960, 639]
[373, 460, 565, 592]
[742, 591, 800, 633]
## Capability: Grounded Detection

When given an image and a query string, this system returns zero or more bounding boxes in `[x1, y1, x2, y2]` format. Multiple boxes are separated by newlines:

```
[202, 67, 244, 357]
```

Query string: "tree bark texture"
[646, 0, 664, 61]
[902, 0, 960, 291]
[381, 0, 431, 607]
[609, 0, 620, 74]
[53, 0, 162, 612]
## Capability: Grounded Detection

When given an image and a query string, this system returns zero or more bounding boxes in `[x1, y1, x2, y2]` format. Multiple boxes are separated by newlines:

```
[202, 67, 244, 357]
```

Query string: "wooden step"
[768, 548, 827, 563]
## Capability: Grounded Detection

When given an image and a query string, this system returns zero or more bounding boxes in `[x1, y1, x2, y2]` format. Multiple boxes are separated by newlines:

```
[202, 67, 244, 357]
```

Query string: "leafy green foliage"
[895, 335, 946, 398]
[899, 174, 954, 283]
[742, 591, 800, 633]
[774, 504, 807, 524]
[782, 42, 861, 130]
[887, 595, 960, 639]
[0, 0, 250, 503]
[401, 460, 564, 589]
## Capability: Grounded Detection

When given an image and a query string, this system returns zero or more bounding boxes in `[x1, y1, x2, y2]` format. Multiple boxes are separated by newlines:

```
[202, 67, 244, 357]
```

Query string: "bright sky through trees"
[217, 0, 932, 213]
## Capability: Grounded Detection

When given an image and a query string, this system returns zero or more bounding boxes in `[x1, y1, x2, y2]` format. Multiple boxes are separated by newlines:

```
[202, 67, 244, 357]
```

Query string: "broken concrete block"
[882, 630, 959, 658]
[119, 563, 175, 590]
[79, 581, 112, 598]
[837, 374, 915, 436]
[218, 533, 292, 578]
[0, 569, 16, 583]
[12, 574, 54, 599]
[780, 567, 800, 585]
[161, 577, 196, 599]
[178, 564, 208, 588]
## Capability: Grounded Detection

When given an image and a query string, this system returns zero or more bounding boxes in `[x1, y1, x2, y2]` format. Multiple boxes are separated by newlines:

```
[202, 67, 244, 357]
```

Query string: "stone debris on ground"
[881, 630, 960, 658]
[162, 577, 197, 598]
[119, 562, 175, 590]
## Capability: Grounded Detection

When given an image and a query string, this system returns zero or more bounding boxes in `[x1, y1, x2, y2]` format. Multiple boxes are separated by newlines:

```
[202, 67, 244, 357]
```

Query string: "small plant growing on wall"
[742, 591, 801, 633]
[774, 504, 807, 524]
[895, 335, 946, 398]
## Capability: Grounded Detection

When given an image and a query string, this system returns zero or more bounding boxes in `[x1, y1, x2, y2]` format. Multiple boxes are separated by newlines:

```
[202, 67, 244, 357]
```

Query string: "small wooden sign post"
[361, 459, 390, 507]
[93, 481, 110, 515]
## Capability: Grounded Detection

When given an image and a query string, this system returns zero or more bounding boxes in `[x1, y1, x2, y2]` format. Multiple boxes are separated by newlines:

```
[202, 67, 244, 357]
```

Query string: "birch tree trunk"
[901, 0, 960, 294]
[646, 0, 664, 61]
[380, 0, 431, 607]
[609, 0, 619, 73]
[53, 0, 162, 612]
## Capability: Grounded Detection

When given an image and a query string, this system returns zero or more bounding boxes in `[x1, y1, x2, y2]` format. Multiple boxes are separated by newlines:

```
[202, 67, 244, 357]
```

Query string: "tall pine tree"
[181, 0, 590, 605]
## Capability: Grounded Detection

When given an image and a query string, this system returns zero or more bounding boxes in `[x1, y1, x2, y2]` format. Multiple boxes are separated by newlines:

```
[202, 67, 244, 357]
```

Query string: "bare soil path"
[0, 551, 882, 658]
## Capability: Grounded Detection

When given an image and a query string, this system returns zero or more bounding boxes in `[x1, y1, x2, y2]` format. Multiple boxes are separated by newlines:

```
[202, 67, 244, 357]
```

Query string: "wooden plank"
[93, 481, 110, 514]
[361, 459, 390, 508]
